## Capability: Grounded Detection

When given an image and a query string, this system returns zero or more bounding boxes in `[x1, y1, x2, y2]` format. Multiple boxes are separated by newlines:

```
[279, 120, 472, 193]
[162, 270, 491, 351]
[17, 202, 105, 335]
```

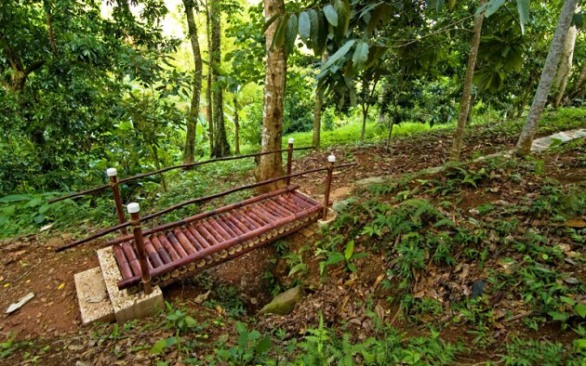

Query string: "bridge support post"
[107, 168, 128, 235]
[286, 138, 294, 185]
[127, 203, 152, 294]
[322, 154, 335, 219]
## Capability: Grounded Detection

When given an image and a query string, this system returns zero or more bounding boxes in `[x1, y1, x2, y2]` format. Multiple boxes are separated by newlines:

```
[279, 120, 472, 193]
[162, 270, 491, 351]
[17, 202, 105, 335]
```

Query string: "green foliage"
[292, 317, 461, 365]
[211, 322, 272, 365]
[501, 338, 585, 365]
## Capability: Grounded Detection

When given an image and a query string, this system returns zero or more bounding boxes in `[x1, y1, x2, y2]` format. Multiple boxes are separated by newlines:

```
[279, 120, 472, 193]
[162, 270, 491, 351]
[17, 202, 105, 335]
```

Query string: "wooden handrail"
[48, 146, 314, 203]
[55, 163, 355, 252]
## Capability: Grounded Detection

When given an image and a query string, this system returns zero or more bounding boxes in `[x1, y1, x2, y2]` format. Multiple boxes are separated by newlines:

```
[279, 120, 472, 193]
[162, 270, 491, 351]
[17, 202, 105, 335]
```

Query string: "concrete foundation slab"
[74, 267, 115, 325]
[97, 247, 163, 324]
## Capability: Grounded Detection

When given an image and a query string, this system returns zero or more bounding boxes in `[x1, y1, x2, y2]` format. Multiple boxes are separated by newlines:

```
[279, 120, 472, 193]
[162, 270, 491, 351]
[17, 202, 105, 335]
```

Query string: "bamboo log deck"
[113, 189, 321, 291]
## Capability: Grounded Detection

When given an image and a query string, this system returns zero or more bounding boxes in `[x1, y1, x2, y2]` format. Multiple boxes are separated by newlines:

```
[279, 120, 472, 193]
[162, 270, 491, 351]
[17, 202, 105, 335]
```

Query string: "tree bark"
[44, 0, 57, 54]
[451, 0, 485, 161]
[257, 0, 286, 191]
[569, 61, 586, 99]
[0, 32, 44, 92]
[205, 0, 214, 154]
[516, 0, 579, 156]
[234, 93, 240, 155]
[312, 87, 322, 149]
[182, 0, 203, 164]
[210, 0, 230, 157]
[552, 24, 577, 108]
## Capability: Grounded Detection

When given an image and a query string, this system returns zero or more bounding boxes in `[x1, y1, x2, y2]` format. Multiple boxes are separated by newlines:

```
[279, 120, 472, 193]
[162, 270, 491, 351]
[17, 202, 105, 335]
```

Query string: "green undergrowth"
[318, 143, 586, 355]
[282, 106, 586, 149]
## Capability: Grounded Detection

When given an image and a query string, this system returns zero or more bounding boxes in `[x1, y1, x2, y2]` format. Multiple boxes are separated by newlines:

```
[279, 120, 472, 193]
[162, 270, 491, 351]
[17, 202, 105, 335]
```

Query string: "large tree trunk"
[205, 1, 214, 154]
[234, 93, 240, 155]
[182, 0, 203, 164]
[210, 0, 230, 157]
[451, 0, 485, 160]
[552, 24, 577, 108]
[516, 0, 579, 156]
[257, 0, 286, 191]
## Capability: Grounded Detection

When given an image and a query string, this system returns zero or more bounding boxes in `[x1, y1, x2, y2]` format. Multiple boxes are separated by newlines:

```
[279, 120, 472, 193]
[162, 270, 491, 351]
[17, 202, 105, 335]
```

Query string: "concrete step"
[97, 247, 163, 324]
[74, 267, 115, 325]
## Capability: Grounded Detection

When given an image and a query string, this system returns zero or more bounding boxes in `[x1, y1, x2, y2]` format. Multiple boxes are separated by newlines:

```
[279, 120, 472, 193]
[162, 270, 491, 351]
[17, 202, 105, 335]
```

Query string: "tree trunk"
[552, 24, 577, 108]
[451, 0, 485, 161]
[234, 93, 240, 155]
[360, 103, 368, 144]
[182, 0, 203, 164]
[516, 0, 579, 156]
[257, 0, 286, 191]
[569, 61, 586, 99]
[210, 0, 230, 157]
[312, 87, 322, 149]
[44, 0, 57, 53]
[205, 1, 214, 154]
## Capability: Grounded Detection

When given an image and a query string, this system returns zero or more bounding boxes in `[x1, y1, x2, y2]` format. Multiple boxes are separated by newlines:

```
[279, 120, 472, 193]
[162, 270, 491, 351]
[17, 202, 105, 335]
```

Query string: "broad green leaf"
[271, 14, 290, 49]
[575, 303, 586, 318]
[484, 0, 506, 18]
[574, 338, 586, 350]
[315, 12, 328, 55]
[352, 41, 369, 67]
[285, 14, 298, 54]
[150, 337, 177, 355]
[255, 336, 272, 354]
[33, 214, 46, 224]
[321, 39, 356, 72]
[516, 0, 529, 34]
[184, 315, 196, 328]
[333, 0, 349, 41]
[344, 240, 355, 261]
[324, 251, 345, 266]
[2, 205, 15, 217]
[298, 11, 311, 40]
[324, 4, 338, 27]
[0, 194, 33, 203]
[309, 9, 320, 46]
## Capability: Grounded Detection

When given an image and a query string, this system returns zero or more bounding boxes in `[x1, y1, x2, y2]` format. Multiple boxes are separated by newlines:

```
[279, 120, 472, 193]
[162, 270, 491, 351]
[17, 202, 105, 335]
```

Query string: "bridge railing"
[54, 142, 355, 252]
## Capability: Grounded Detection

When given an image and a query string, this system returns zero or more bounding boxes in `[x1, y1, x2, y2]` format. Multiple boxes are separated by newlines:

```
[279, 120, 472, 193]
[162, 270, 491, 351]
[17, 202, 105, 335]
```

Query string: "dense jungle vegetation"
[1, 0, 586, 364]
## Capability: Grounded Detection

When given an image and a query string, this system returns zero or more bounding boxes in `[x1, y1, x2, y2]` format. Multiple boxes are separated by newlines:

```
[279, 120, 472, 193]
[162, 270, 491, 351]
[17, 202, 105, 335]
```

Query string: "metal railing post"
[322, 154, 335, 219]
[127, 203, 152, 294]
[286, 138, 294, 185]
[107, 168, 128, 235]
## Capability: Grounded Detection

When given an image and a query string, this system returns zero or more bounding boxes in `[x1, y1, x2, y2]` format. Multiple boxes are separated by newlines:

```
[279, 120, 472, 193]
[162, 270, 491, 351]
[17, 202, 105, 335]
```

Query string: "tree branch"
[0, 32, 24, 72]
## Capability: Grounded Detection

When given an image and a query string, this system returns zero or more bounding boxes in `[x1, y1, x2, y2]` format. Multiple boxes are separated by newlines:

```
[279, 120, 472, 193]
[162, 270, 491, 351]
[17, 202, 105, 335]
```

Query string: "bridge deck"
[112, 190, 322, 290]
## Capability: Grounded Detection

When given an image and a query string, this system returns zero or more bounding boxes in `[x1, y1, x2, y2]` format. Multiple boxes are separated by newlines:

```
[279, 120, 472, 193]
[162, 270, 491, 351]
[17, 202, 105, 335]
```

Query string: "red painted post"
[322, 154, 335, 219]
[286, 138, 294, 185]
[127, 203, 152, 294]
[107, 168, 128, 235]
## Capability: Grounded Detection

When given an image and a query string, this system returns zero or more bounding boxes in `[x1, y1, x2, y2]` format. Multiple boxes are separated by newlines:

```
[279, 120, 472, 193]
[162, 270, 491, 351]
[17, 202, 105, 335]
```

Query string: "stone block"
[97, 247, 163, 324]
[74, 267, 115, 325]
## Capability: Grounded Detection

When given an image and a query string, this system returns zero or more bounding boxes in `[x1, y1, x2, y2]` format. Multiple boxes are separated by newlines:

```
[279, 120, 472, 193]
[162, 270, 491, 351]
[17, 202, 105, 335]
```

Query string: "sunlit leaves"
[352, 41, 369, 68]
[324, 4, 338, 27]
[298, 11, 311, 40]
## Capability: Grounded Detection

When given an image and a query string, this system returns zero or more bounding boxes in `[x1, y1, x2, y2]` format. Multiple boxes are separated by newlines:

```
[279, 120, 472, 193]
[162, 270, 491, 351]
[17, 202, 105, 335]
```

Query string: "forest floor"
[1, 115, 585, 365]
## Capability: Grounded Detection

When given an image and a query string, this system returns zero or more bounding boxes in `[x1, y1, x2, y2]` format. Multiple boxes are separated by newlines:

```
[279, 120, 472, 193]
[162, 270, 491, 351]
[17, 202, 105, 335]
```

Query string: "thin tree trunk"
[451, 0, 485, 160]
[43, 0, 57, 53]
[552, 24, 577, 108]
[183, 0, 203, 164]
[516, 0, 579, 156]
[569, 61, 586, 99]
[360, 104, 368, 144]
[312, 87, 322, 149]
[205, 1, 214, 154]
[257, 0, 286, 191]
[210, 0, 230, 157]
[234, 93, 240, 155]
